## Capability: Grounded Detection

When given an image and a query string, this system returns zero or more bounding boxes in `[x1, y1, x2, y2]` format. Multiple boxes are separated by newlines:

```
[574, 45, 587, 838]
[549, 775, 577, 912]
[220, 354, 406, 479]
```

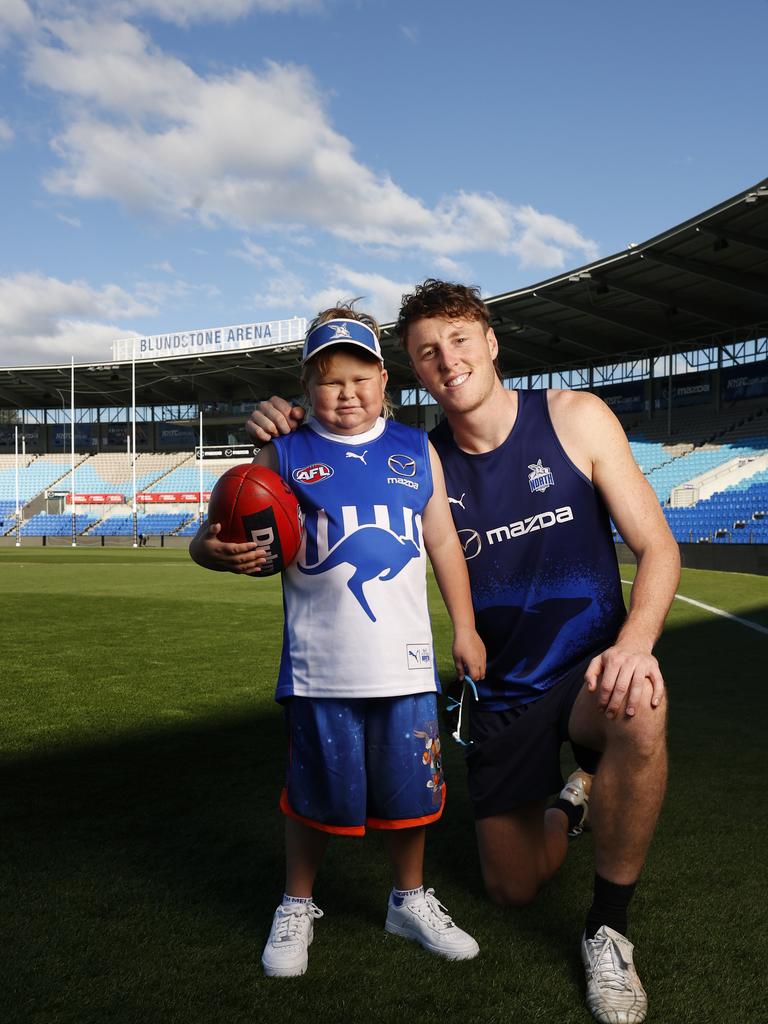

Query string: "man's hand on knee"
[585, 646, 665, 719]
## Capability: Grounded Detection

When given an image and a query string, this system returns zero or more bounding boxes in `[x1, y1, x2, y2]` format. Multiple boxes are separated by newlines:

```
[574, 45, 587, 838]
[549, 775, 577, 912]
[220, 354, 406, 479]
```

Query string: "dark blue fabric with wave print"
[431, 389, 625, 709]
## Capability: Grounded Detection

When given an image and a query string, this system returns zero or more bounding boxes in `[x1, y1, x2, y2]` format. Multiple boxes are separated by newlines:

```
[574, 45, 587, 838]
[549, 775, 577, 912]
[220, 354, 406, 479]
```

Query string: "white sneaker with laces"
[384, 887, 479, 960]
[560, 767, 593, 837]
[261, 901, 324, 978]
[581, 925, 648, 1024]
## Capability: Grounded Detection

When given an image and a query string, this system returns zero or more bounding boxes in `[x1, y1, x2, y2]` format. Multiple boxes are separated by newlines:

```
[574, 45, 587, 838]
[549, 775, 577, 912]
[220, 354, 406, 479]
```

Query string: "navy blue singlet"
[430, 389, 625, 709]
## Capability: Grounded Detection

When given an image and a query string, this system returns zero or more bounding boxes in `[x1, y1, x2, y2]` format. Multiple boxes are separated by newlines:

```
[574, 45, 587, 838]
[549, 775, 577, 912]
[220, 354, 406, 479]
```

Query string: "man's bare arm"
[560, 392, 680, 718]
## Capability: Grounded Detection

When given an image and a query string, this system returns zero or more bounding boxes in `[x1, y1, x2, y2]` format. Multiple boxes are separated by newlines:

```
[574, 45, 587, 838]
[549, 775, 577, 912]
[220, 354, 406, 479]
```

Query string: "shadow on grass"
[1, 711, 290, 931]
[2, 612, 767, 1024]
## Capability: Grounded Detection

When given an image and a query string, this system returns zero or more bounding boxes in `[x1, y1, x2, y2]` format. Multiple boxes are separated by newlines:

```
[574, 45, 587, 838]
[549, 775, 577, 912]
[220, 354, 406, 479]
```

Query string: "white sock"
[282, 893, 312, 906]
[391, 885, 424, 907]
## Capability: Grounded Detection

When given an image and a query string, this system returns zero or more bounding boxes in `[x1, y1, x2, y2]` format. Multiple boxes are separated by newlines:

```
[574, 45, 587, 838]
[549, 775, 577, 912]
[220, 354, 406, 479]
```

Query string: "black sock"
[552, 797, 584, 833]
[585, 873, 637, 940]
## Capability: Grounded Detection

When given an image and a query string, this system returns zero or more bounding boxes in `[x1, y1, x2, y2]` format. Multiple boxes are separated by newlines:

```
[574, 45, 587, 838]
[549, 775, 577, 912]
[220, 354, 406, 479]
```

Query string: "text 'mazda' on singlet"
[272, 417, 440, 702]
[430, 389, 626, 710]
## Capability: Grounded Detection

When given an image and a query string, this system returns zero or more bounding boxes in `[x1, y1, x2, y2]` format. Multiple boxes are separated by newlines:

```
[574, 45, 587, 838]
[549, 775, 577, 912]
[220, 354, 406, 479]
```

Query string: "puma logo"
[448, 493, 466, 510]
[345, 450, 368, 465]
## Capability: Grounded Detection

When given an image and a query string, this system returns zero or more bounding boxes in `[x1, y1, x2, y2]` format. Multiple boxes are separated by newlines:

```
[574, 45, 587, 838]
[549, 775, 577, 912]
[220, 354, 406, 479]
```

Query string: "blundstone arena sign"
[112, 317, 307, 361]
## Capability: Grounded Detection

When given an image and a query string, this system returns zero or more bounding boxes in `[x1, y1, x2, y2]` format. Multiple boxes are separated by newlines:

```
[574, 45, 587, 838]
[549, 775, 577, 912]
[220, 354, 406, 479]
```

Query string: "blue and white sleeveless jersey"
[272, 417, 439, 701]
[430, 389, 625, 710]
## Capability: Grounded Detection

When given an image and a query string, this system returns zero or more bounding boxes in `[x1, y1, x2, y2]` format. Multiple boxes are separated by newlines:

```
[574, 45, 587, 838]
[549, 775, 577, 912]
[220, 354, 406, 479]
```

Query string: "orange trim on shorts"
[366, 782, 447, 831]
[279, 787, 365, 837]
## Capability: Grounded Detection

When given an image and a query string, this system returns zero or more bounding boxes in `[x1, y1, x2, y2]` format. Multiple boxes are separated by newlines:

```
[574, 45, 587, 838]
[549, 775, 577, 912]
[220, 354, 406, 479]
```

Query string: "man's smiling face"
[405, 316, 500, 417]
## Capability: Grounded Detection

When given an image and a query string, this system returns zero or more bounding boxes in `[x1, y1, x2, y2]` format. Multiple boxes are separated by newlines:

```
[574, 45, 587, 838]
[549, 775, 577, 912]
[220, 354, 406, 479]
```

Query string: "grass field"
[1, 548, 766, 1024]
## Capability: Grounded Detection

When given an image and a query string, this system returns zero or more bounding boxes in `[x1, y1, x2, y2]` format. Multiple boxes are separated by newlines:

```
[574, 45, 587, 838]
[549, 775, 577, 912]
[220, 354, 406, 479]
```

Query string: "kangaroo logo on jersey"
[299, 524, 419, 623]
[387, 454, 416, 477]
[293, 463, 334, 485]
[528, 458, 555, 493]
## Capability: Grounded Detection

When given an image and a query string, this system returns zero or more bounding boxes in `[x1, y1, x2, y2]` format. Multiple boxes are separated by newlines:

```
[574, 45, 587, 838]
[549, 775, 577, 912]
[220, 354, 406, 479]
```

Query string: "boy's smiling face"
[305, 348, 388, 435]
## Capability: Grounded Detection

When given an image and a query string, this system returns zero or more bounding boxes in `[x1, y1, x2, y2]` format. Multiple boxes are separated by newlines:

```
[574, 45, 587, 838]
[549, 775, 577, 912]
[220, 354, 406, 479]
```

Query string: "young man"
[236, 280, 680, 1024]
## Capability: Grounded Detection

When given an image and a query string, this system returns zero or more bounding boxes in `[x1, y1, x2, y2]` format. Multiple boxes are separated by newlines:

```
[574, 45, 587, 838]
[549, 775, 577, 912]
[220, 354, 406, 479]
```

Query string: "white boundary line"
[621, 578, 768, 636]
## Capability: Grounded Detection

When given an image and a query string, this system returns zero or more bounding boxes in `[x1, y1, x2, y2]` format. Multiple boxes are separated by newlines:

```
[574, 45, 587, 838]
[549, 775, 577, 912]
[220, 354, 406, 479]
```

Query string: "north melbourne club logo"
[528, 458, 555, 494]
[330, 323, 352, 339]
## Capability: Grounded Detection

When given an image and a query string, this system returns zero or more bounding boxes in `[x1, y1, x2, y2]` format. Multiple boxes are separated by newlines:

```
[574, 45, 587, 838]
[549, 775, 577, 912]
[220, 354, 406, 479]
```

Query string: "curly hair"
[395, 279, 490, 349]
[395, 279, 501, 380]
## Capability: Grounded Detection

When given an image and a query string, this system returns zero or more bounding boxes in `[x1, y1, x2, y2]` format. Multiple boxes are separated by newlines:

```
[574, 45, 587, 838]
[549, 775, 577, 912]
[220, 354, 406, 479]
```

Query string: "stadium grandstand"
[1, 178, 767, 571]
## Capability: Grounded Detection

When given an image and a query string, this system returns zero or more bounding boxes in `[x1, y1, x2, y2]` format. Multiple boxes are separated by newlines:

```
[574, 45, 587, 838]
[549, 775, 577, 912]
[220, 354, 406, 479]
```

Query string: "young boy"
[190, 306, 485, 978]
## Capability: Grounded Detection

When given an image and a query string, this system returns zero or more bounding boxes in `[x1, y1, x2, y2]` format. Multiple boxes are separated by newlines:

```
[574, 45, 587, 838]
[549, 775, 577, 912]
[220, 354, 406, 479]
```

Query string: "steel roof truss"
[640, 250, 768, 299]
[592, 273, 741, 329]
[530, 290, 676, 346]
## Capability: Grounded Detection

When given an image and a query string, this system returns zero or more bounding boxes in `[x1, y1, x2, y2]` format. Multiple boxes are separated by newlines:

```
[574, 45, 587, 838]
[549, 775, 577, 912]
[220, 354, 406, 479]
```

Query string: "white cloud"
[0, 272, 155, 364]
[0, 118, 14, 145]
[308, 267, 413, 325]
[135, 0, 321, 20]
[250, 264, 412, 326]
[432, 255, 472, 279]
[87, 0, 319, 25]
[27, 0, 318, 28]
[0, 0, 34, 46]
[27, 18, 598, 271]
[400, 24, 418, 44]
[55, 212, 81, 227]
[510, 205, 600, 269]
[251, 267, 311, 311]
[232, 239, 286, 270]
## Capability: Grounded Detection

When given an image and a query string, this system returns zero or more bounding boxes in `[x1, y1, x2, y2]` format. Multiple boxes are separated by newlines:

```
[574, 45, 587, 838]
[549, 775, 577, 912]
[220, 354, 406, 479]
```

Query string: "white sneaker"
[560, 767, 593, 837]
[385, 888, 479, 961]
[581, 925, 648, 1024]
[261, 901, 323, 978]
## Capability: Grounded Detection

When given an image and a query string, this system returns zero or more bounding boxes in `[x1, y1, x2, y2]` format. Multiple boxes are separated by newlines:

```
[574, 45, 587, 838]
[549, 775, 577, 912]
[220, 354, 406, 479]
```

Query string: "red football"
[208, 463, 303, 575]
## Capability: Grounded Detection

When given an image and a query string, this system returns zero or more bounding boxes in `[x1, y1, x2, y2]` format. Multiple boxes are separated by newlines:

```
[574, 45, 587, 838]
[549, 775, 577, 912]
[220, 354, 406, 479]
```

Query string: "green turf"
[1, 549, 766, 1024]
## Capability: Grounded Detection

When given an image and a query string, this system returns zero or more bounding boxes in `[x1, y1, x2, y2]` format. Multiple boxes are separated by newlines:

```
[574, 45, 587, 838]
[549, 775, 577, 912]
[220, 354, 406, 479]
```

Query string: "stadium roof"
[474, 176, 768, 377]
[1, 177, 767, 411]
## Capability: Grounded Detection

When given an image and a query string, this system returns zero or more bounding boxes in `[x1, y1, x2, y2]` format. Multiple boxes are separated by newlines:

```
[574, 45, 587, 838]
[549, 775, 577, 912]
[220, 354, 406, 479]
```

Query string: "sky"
[1, 0, 767, 367]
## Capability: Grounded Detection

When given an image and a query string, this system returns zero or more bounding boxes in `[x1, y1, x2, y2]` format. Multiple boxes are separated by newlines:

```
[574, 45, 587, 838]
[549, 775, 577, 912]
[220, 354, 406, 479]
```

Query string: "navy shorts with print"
[281, 692, 446, 835]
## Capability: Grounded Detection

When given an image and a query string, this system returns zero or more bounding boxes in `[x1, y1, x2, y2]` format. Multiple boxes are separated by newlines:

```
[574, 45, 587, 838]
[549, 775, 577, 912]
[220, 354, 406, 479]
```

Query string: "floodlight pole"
[71, 357, 77, 547]
[198, 409, 204, 524]
[132, 339, 138, 549]
[14, 424, 21, 547]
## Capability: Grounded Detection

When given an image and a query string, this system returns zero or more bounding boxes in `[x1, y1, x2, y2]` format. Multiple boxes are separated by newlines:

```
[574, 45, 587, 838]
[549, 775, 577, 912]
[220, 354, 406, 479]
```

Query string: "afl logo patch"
[293, 463, 334, 485]
[387, 454, 416, 477]
[458, 529, 482, 560]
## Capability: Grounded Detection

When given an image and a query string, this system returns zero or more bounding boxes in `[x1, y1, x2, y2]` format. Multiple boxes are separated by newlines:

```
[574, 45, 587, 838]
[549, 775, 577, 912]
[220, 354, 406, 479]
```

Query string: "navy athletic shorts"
[280, 693, 446, 835]
[465, 657, 602, 819]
